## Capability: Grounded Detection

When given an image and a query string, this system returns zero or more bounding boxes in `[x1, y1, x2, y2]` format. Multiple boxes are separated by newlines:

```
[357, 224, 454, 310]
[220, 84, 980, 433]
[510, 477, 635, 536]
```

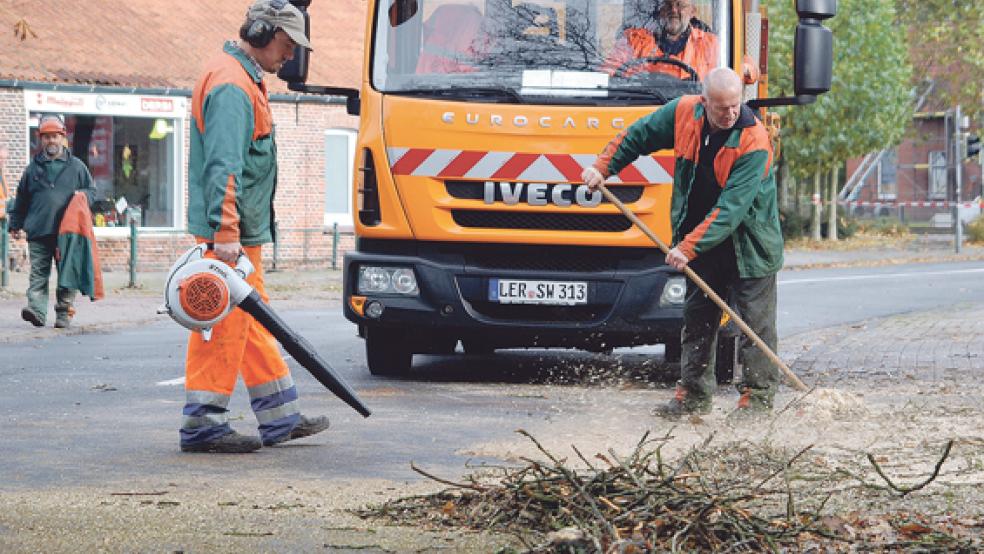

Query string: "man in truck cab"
[581, 68, 783, 419]
[603, 0, 758, 83]
[603, 0, 719, 80]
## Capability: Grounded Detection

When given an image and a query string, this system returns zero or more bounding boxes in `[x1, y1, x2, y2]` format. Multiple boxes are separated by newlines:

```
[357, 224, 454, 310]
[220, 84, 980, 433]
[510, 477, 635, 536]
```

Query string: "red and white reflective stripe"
[840, 200, 983, 208]
[387, 147, 674, 184]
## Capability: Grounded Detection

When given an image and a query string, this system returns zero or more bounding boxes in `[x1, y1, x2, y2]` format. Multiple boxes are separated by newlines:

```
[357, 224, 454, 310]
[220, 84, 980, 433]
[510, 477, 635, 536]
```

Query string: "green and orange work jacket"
[188, 42, 276, 246]
[593, 95, 783, 278]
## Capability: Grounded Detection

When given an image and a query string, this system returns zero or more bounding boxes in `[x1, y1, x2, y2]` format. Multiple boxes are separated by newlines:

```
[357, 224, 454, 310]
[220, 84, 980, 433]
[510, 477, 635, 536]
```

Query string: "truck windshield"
[373, 0, 730, 105]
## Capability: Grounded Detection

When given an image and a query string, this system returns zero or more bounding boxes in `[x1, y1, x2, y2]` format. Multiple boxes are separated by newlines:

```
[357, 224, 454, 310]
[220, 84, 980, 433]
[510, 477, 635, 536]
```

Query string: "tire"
[365, 327, 413, 377]
[461, 338, 495, 355]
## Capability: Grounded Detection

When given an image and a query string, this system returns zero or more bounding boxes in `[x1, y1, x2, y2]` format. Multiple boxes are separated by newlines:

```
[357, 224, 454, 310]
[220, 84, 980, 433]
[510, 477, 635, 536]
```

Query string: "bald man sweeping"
[583, 68, 783, 419]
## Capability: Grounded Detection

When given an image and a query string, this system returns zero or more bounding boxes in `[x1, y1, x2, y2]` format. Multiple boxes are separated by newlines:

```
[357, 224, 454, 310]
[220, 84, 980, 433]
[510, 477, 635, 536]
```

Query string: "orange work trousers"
[181, 243, 299, 445]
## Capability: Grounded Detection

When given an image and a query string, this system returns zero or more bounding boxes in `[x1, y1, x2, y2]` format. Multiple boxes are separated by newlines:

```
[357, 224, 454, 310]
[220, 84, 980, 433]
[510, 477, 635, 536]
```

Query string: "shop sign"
[25, 90, 186, 117]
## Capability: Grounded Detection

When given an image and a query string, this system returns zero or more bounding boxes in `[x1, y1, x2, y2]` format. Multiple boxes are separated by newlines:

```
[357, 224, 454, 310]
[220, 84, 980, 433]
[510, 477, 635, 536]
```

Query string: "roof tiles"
[0, 0, 366, 91]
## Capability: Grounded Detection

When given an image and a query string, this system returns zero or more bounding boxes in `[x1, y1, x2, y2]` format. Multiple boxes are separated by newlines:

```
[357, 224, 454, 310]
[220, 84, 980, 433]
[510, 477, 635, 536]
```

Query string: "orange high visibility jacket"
[604, 25, 719, 80]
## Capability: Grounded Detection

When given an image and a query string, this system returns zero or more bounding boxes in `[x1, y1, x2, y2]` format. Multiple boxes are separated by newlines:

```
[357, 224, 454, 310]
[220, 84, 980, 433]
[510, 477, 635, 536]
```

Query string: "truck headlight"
[659, 276, 686, 307]
[357, 266, 419, 296]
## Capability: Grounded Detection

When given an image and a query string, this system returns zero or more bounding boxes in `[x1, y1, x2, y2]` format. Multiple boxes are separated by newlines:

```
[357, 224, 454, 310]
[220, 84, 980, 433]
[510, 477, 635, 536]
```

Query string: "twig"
[410, 461, 487, 492]
[865, 439, 954, 496]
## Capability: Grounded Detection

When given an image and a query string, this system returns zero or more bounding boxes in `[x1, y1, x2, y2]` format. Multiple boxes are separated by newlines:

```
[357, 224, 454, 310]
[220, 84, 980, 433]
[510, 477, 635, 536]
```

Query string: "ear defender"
[245, 18, 276, 48]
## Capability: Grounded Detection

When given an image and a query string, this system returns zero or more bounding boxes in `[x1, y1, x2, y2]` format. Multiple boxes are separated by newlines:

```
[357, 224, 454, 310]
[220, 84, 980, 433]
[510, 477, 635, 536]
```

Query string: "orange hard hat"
[38, 115, 66, 135]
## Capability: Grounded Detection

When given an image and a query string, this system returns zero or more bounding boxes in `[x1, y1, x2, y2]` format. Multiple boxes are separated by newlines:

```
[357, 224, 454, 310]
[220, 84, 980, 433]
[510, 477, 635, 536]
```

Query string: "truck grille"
[464, 244, 626, 272]
[445, 181, 643, 203]
[452, 210, 632, 232]
[468, 301, 608, 323]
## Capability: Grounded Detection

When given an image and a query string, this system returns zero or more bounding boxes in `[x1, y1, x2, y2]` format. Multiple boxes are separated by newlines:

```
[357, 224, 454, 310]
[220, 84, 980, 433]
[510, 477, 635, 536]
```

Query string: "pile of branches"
[359, 430, 977, 552]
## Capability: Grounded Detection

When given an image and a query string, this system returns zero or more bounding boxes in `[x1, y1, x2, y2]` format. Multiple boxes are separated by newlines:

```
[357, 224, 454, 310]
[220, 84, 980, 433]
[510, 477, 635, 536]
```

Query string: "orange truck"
[284, 0, 834, 375]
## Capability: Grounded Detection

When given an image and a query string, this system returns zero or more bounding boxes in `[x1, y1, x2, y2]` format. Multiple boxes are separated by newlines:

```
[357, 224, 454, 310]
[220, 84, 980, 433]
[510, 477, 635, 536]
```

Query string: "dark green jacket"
[9, 148, 95, 241]
[188, 42, 277, 246]
[594, 95, 783, 278]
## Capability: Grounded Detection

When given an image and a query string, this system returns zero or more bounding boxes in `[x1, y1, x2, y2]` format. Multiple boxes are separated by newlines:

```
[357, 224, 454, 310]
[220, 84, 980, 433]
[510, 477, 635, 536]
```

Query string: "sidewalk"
[1, 236, 982, 342]
[782, 234, 984, 269]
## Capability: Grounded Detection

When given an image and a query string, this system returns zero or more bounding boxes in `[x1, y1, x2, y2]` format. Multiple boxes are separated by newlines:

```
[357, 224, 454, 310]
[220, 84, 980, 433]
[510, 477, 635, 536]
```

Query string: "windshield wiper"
[601, 88, 669, 104]
[388, 87, 523, 103]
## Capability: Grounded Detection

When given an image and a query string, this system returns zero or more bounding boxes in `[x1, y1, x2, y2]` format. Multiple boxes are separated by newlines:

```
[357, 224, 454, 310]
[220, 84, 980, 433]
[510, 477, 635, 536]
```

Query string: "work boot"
[263, 414, 331, 447]
[21, 307, 44, 327]
[180, 430, 262, 453]
[727, 388, 773, 422]
[54, 312, 72, 329]
[651, 386, 711, 419]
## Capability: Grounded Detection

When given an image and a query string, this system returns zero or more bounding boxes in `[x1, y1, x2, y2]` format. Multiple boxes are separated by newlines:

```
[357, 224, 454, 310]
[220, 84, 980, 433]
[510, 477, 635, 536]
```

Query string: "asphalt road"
[2, 259, 983, 492]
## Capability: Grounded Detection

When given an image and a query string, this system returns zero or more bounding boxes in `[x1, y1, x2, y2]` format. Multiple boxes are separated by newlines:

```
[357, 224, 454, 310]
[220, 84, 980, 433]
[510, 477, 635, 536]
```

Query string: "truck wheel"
[663, 339, 681, 364]
[461, 338, 495, 355]
[365, 327, 413, 377]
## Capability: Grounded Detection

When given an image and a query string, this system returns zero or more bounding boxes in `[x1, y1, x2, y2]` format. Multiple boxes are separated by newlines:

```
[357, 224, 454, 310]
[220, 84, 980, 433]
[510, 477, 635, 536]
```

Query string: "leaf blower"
[159, 244, 371, 417]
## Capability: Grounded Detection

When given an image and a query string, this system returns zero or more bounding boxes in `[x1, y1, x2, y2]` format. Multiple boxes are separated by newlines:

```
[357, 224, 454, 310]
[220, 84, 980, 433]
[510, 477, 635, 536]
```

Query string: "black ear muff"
[245, 18, 276, 48]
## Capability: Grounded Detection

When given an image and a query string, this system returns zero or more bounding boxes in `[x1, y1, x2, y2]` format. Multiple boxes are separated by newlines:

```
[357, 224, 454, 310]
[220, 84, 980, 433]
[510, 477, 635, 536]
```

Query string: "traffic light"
[968, 134, 981, 160]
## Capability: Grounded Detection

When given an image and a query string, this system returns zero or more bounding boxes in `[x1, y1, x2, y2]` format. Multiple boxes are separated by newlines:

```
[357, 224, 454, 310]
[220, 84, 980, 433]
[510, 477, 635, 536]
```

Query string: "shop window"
[324, 129, 356, 227]
[29, 112, 180, 228]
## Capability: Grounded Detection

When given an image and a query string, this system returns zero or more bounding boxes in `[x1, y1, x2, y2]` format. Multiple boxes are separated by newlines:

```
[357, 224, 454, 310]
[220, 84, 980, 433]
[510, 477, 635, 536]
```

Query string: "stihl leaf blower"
[160, 244, 371, 417]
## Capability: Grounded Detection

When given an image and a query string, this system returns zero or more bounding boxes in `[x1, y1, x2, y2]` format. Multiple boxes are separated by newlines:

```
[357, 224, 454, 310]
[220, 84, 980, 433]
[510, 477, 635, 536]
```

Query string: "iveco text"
[483, 182, 602, 207]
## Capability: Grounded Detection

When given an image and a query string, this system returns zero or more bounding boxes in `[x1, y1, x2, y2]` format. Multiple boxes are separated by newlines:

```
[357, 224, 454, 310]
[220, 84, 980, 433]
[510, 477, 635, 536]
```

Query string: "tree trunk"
[777, 159, 787, 210]
[828, 165, 839, 241]
[811, 170, 822, 241]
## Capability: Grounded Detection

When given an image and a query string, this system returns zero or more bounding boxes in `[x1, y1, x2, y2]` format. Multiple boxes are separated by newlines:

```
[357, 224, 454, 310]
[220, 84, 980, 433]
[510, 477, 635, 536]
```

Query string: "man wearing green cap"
[181, 0, 328, 454]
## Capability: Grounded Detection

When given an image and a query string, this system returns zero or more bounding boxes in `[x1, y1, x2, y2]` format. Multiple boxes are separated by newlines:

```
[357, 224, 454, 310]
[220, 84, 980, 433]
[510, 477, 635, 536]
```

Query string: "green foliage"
[966, 216, 984, 244]
[766, 0, 913, 179]
[896, 0, 984, 122]
[779, 209, 810, 239]
[836, 215, 859, 239]
[856, 217, 911, 237]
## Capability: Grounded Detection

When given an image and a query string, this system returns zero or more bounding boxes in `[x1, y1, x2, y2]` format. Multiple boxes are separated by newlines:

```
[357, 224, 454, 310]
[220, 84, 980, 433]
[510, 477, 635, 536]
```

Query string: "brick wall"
[1, 86, 359, 272]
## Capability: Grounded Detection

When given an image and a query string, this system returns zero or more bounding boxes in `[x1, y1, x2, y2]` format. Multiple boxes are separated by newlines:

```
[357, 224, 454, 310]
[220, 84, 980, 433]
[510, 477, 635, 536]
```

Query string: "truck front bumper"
[342, 240, 683, 351]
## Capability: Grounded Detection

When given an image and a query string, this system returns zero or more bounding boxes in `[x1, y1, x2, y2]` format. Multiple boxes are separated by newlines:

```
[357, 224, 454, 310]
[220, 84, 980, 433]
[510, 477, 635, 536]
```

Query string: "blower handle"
[597, 184, 808, 392]
[203, 242, 254, 280]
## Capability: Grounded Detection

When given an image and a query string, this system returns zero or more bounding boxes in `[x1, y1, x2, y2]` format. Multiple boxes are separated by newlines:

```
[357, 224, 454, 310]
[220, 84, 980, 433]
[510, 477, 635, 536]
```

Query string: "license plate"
[488, 279, 588, 305]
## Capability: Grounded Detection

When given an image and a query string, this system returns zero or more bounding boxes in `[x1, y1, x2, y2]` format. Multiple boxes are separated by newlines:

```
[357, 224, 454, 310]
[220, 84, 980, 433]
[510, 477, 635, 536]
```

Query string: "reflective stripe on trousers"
[180, 244, 300, 446]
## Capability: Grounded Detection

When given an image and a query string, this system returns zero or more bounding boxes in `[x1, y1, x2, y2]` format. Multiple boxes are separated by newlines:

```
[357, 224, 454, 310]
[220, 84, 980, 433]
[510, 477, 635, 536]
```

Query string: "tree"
[766, 0, 912, 240]
[896, 0, 984, 122]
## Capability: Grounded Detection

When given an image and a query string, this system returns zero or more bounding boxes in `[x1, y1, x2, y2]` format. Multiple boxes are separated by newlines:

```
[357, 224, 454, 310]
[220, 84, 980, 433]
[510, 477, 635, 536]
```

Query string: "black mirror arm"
[287, 83, 361, 116]
[746, 95, 816, 110]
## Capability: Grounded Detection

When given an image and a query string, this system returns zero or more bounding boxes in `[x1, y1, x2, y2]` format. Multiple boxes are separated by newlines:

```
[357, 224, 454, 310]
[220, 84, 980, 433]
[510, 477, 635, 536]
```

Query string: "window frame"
[323, 128, 357, 229]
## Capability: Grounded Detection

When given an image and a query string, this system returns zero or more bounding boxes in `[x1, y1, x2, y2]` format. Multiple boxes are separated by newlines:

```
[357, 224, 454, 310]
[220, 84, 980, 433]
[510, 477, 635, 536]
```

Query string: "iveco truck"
[283, 0, 835, 375]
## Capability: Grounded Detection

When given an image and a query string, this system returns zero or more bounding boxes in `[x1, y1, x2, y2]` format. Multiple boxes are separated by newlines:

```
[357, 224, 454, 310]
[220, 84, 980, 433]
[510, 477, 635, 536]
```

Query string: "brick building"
[0, 0, 365, 270]
[844, 91, 982, 223]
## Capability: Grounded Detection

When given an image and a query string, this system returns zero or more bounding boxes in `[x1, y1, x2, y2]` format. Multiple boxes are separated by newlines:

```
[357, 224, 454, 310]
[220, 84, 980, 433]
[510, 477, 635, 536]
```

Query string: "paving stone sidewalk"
[781, 303, 984, 386]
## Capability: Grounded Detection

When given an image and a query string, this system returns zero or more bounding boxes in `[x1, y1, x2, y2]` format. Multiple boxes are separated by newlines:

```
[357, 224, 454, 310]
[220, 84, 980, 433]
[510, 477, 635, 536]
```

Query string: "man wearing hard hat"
[8, 114, 96, 328]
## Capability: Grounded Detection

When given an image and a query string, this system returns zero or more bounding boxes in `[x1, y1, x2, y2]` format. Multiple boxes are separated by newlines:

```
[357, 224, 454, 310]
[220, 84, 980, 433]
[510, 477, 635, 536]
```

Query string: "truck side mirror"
[793, 0, 836, 97]
[277, 0, 312, 84]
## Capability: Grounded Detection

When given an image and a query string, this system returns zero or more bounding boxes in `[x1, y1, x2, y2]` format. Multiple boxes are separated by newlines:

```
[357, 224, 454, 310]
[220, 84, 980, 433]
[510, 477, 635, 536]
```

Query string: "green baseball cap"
[247, 0, 312, 50]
